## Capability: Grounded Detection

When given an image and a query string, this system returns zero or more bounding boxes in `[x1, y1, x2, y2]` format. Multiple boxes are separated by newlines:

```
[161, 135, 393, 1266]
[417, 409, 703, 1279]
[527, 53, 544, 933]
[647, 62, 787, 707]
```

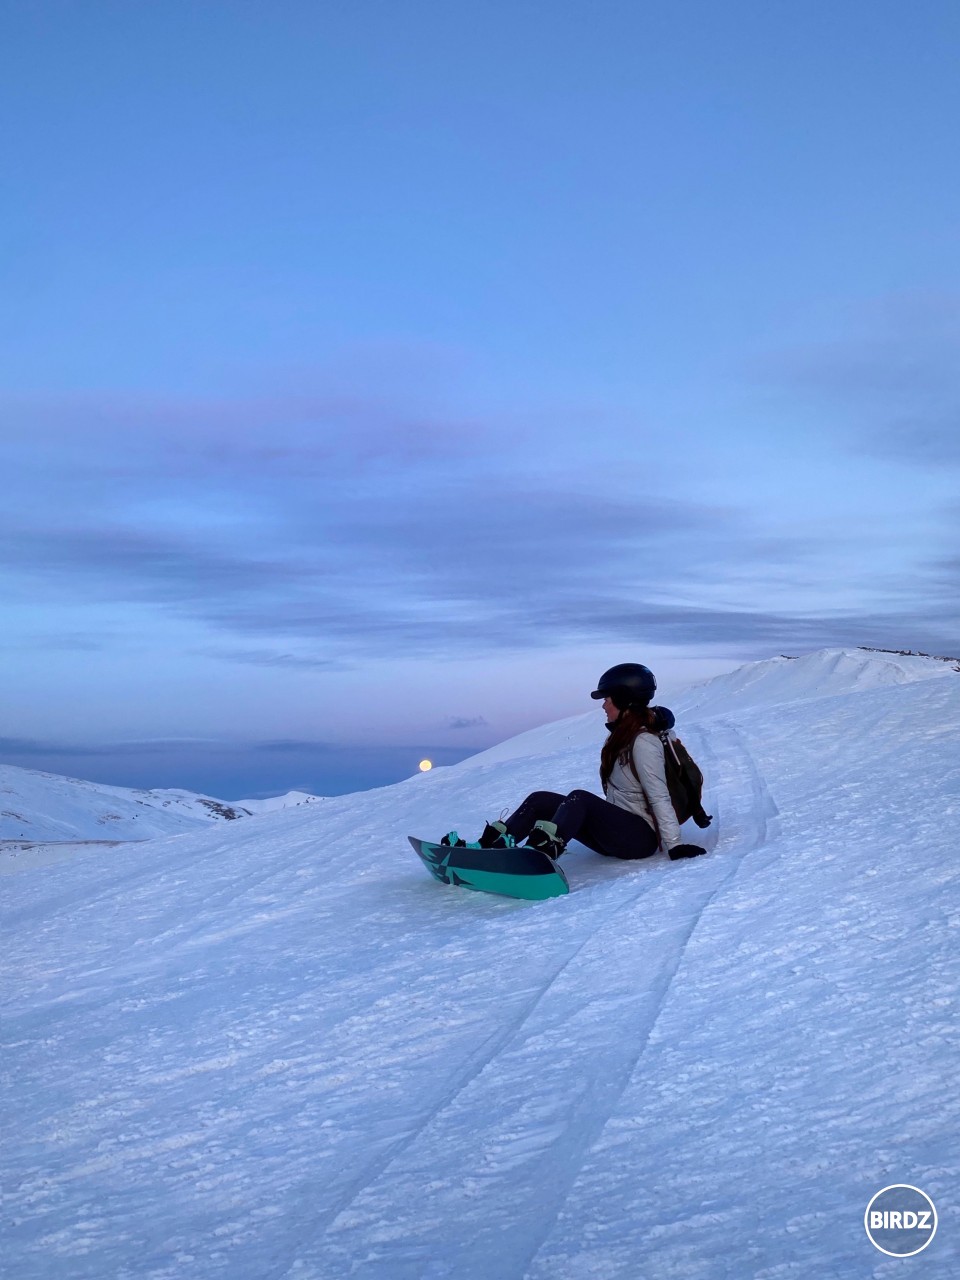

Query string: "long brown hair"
[599, 705, 656, 790]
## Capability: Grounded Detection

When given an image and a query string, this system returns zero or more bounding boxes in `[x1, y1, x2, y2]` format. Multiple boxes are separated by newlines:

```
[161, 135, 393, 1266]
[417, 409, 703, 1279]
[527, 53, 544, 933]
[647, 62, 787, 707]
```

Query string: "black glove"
[669, 843, 707, 860]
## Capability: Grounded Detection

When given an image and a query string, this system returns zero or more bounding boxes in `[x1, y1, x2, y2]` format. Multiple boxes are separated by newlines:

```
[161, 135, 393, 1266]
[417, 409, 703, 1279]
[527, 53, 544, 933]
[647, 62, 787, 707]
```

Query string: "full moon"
[418, 759, 433, 772]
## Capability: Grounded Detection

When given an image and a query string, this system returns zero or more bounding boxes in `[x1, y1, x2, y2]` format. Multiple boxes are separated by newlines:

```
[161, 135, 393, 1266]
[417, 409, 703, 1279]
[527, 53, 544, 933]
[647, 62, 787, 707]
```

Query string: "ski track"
[4, 720, 785, 1280]
[282, 719, 782, 1278]
[507, 730, 786, 1280]
[264, 875, 667, 1280]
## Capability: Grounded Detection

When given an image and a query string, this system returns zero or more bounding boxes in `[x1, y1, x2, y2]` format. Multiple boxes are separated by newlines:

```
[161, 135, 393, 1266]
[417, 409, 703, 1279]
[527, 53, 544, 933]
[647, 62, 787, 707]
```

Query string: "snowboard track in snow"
[501, 720, 785, 1276]
[277, 721, 784, 1277]
[265, 875, 670, 1278]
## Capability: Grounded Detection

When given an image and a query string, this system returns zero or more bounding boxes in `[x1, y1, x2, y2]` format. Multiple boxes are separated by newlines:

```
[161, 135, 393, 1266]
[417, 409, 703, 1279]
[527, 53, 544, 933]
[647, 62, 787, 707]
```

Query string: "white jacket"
[604, 730, 682, 851]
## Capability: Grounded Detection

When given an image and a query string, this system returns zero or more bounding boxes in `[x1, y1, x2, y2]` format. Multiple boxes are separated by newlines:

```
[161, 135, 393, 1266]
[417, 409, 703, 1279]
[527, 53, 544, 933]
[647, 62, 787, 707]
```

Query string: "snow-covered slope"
[674, 645, 957, 718]
[3, 650, 959, 1279]
[0, 764, 251, 842]
[234, 789, 324, 814]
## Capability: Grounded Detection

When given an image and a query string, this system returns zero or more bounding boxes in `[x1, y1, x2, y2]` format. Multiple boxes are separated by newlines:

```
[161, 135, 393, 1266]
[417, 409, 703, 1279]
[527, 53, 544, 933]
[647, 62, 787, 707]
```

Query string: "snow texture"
[2, 649, 958, 1278]
[232, 792, 325, 816]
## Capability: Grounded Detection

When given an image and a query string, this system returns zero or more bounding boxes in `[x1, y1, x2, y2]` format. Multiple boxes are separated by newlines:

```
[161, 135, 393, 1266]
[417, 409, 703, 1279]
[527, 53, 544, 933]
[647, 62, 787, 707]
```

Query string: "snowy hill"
[3, 649, 959, 1278]
[0, 763, 252, 842]
[673, 645, 959, 718]
[234, 789, 325, 814]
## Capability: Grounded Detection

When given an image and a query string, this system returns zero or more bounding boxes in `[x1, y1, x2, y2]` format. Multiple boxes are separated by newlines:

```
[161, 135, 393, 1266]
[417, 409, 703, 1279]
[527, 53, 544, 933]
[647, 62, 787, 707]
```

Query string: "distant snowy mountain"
[674, 645, 958, 718]
[3, 647, 958, 1279]
[234, 789, 325, 814]
[0, 763, 251, 842]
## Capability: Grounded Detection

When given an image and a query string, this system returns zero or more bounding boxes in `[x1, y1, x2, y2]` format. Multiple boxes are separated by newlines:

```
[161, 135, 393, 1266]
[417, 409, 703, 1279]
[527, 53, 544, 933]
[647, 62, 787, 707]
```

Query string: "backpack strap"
[627, 728, 679, 776]
[661, 728, 682, 767]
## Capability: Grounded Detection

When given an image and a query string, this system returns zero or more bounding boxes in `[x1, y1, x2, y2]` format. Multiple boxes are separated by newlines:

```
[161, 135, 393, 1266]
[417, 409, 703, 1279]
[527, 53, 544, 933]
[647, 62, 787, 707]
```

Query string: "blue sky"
[2, 0, 958, 798]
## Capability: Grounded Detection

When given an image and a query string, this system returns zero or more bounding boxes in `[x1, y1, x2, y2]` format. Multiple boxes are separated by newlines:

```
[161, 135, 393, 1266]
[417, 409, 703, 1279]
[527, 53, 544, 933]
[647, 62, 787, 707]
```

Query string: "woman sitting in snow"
[443, 664, 707, 862]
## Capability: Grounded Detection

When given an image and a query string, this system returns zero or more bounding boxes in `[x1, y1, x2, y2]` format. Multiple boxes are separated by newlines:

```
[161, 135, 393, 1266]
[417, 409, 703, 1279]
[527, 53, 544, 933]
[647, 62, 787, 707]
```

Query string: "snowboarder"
[446, 664, 708, 862]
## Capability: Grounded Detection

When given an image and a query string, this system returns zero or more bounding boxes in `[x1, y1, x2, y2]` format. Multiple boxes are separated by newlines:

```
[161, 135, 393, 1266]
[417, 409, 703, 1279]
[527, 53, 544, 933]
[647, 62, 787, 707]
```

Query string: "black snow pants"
[503, 789, 659, 860]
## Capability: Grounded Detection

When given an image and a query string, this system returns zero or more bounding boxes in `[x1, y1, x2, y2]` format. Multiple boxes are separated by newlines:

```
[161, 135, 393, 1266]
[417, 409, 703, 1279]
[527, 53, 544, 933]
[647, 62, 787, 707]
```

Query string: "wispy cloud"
[870, 416, 960, 467]
[752, 292, 960, 467]
[2, 359, 955, 665]
[1, 389, 496, 476]
[446, 716, 489, 730]
[0, 632, 106, 653]
[191, 647, 342, 671]
[0, 735, 226, 758]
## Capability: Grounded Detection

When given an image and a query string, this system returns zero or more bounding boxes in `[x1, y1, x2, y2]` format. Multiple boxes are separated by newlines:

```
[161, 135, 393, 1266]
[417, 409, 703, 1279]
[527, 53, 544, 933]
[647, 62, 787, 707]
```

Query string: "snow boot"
[440, 823, 515, 850]
[440, 830, 469, 847]
[478, 820, 514, 849]
[523, 820, 566, 860]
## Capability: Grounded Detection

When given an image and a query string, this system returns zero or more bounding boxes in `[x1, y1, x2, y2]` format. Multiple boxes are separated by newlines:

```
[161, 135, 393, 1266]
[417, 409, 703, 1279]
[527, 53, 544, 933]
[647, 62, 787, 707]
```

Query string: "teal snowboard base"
[408, 837, 569, 901]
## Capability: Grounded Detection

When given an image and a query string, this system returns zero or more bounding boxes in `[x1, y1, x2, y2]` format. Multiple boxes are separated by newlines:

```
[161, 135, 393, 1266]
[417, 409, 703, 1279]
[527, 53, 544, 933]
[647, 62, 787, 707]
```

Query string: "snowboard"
[407, 836, 569, 901]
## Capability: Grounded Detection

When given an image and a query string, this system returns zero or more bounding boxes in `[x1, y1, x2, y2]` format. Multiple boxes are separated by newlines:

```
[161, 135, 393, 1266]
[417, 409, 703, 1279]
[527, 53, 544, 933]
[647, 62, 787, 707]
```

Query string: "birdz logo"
[864, 1185, 937, 1257]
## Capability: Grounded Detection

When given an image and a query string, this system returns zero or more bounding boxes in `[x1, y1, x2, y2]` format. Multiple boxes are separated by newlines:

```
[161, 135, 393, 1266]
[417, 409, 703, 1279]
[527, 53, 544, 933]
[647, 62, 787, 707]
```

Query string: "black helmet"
[590, 663, 657, 711]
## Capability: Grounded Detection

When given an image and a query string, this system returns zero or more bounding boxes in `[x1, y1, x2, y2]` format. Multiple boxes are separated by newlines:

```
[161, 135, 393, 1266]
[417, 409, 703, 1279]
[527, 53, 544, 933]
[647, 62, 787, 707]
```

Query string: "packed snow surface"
[3, 649, 958, 1278]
